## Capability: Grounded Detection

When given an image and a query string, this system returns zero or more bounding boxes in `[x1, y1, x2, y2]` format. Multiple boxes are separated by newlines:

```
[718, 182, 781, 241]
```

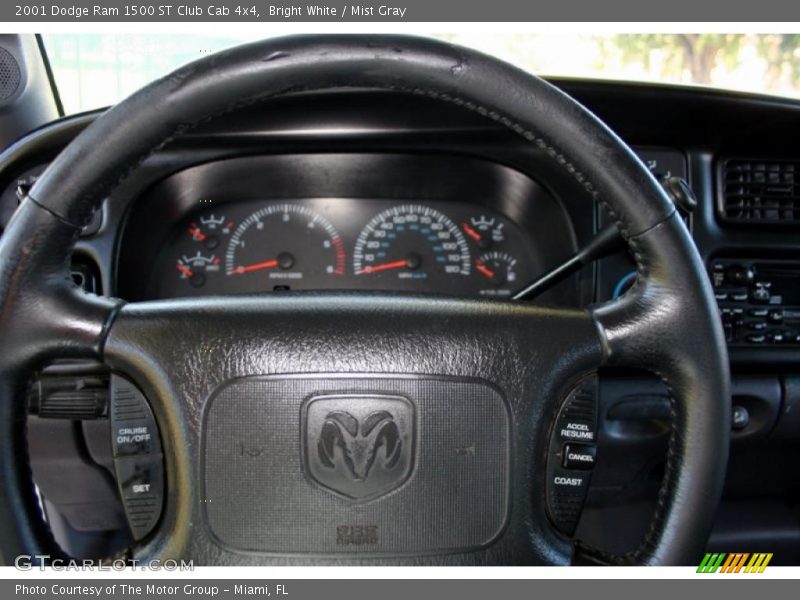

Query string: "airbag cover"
[202, 375, 510, 555]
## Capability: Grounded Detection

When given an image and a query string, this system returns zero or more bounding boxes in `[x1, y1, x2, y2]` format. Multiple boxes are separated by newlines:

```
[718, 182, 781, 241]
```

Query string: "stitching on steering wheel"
[621, 224, 680, 566]
[573, 224, 680, 566]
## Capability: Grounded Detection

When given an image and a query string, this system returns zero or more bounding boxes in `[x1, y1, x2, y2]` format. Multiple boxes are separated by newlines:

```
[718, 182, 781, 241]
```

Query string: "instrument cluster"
[153, 199, 537, 300]
[117, 153, 578, 303]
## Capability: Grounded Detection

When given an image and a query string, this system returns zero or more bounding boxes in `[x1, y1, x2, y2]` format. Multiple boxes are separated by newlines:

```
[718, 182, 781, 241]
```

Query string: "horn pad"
[202, 376, 510, 555]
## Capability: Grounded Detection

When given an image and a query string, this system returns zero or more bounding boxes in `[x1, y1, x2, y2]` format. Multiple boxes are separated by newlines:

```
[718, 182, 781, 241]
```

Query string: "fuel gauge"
[475, 251, 518, 297]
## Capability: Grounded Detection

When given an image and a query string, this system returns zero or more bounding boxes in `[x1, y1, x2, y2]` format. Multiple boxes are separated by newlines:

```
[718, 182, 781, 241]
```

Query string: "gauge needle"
[188, 226, 207, 241]
[231, 259, 279, 275]
[475, 261, 496, 279]
[357, 259, 409, 275]
[462, 223, 482, 243]
[176, 263, 193, 278]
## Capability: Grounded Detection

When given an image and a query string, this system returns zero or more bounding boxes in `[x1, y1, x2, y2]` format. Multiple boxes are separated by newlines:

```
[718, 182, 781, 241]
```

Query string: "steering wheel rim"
[0, 34, 729, 566]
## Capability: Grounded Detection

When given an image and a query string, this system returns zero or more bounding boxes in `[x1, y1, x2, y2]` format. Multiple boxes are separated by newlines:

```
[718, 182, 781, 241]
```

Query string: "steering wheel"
[0, 35, 729, 566]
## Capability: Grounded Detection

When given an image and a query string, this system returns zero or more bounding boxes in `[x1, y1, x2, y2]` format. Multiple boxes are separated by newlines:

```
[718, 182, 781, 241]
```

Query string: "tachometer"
[353, 205, 471, 284]
[225, 204, 345, 292]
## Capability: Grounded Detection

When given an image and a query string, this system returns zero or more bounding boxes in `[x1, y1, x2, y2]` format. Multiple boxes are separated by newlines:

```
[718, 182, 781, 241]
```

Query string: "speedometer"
[353, 205, 471, 285]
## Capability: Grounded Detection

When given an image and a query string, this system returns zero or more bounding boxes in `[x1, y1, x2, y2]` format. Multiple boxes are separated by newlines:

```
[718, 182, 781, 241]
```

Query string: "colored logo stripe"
[697, 552, 773, 573]
[745, 553, 773, 573]
[697, 553, 726, 573]
[721, 553, 749, 573]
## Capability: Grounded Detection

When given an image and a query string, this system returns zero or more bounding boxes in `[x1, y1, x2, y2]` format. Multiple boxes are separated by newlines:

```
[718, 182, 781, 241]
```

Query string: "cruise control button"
[562, 444, 596, 470]
[559, 420, 595, 442]
[547, 374, 598, 536]
[108, 374, 165, 541]
[552, 472, 589, 489]
[113, 422, 157, 456]
[110, 376, 162, 457]
[114, 454, 164, 540]
[547, 469, 591, 536]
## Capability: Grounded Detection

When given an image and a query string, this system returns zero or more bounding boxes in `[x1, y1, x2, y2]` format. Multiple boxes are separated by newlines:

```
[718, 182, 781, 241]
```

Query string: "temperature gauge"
[475, 251, 519, 297]
[187, 214, 234, 250]
[463, 215, 505, 249]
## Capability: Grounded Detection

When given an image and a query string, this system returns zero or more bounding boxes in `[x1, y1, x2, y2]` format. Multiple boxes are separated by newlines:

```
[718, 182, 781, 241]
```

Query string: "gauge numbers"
[353, 204, 471, 283]
[224, 204, 345, 291]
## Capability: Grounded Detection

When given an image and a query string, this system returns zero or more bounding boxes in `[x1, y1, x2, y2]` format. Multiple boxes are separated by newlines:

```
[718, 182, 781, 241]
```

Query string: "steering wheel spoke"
[591, 215, 726, 378]
[0, 200, 121, 369]
[99, 294, 604, 565]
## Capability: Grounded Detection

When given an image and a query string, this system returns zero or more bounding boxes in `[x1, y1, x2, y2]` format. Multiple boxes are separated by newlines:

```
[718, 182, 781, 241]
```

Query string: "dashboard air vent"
[721, 159, 800, 225]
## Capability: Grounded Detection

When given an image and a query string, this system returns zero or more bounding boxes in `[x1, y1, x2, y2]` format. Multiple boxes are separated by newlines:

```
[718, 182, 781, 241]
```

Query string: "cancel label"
[567, 451, 594, 463]
[560, 421, 594, 441]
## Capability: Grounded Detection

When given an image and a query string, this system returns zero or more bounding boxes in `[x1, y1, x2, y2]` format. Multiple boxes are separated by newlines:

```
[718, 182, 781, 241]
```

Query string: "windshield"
[43, 33, 800, 114]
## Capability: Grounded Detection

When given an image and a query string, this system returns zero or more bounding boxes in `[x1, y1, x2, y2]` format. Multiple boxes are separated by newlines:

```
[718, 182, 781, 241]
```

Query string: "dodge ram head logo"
[303, 395, 415, 501]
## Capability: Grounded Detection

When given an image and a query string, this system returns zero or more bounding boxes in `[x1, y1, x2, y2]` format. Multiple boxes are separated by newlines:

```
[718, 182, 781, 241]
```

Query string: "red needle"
[188, 226, 207, 241]
[475, 261, 496, 279]
[462, 223, 482, 243]
[357, 259, 409, 275]
[232, 259, 279, 275]
[176, 263, 193, 278]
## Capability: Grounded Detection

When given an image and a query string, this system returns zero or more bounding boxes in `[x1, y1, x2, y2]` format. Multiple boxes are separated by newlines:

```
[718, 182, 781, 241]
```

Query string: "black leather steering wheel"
[0, 35, 729, 566]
